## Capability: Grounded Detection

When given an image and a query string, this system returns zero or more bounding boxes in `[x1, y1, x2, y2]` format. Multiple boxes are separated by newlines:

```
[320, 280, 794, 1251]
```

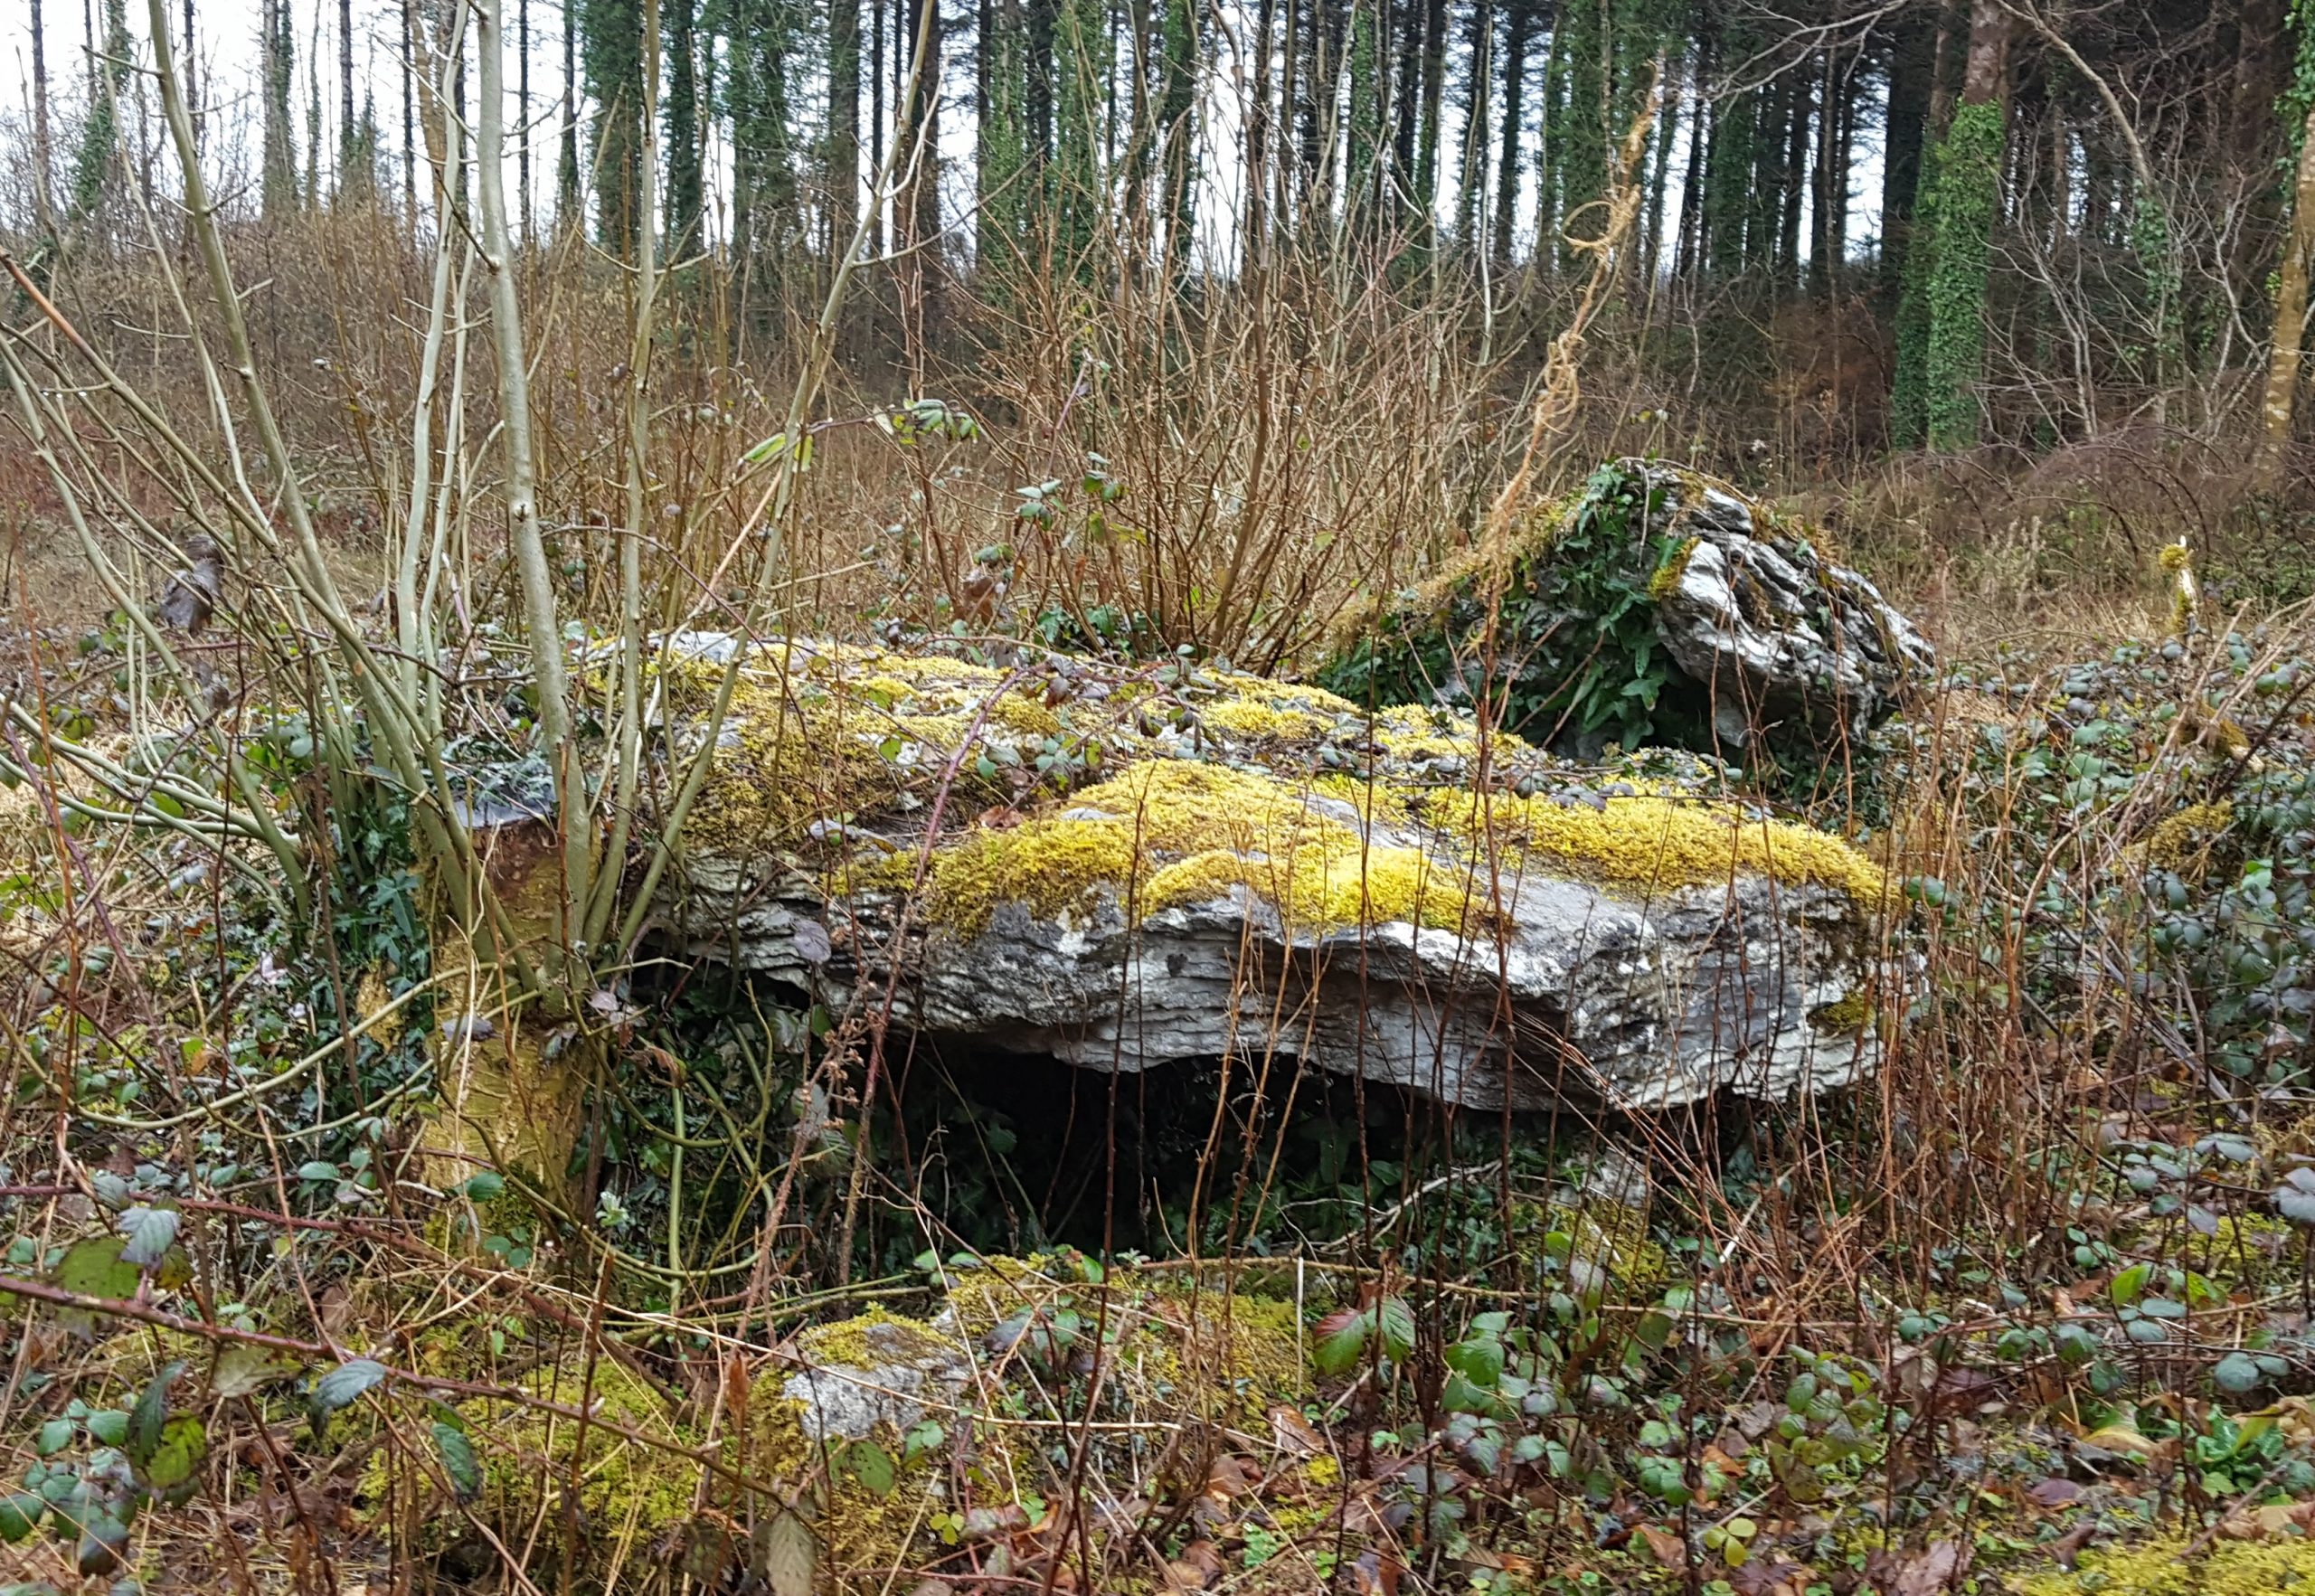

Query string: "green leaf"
[2214, 1351, 2266, 1394]
[117, 1206, 178, 1269]
[846, 1440, 896, 1497]
[1441, 1370, 1507, 1418]
[1376, 1296, 1416, 1365]
[761, 1506, 817, 1596]
[432, 1421, 481, 1502]
[128, 1361, 185, 1469]
[1311, 1308, 1370, 1376]
[458, 1172, 506, 1203]
[73, 1511, 128, 1576]
[0, 1492, 43, 1543]
[84, 1412, 127, 1448]
[311, 1357, 389, 1431]
[33, 1420, 71, 1457]
[212, 1345, 300, 1398]
[142, 1415, 206, 1497]
[2109, 1263, 2150, 1307]
[50, 1236, 138, 1301]
[1444, 1336, 1504, 1386]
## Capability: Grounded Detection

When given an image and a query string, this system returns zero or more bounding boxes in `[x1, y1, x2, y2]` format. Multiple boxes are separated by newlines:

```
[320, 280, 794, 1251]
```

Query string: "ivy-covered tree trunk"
[1054, 0, 1109, 268]
[664, 0, 702, 252]
[261, 0, 298, 223]
[827, 0, 860, 254]
[724, 0, 798, 285]
[1890, 5, 1964, 449]
[979, 0, 1030, 270]
[1920, 0, 2011, 450]
[1346, 0, 1382, 237]
[581, 0, 646, 253]
[2260, 85, 2315, 477]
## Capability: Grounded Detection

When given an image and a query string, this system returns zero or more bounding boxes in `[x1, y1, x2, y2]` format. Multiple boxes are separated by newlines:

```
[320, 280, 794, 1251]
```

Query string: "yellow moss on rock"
[1428, 788, 1887, 905]
[2012, 1534, 2315, 1596]
[363, 1356, 701, 1579]
[2145, 800, 2234, 875]
[902, 757, 1885, 937]
[1647, 536, 1704, 602]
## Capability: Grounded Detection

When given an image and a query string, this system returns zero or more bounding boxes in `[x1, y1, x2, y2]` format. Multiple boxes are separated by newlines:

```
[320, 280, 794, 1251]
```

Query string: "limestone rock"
[1649, 476, 1933, 750]
[653, 639, 1895, 1112]
[1317, 458, 1932, 760]
[780, 1312, 975, 1443]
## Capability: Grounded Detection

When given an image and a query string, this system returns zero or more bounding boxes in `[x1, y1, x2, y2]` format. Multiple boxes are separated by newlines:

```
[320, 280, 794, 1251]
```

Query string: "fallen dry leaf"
[2027, 1477, 2083, 1507]
[1637, 1525, 1687, 1572]
[1349, 1547, 1403, 1596]
[1270, 1403, 1327, 1457]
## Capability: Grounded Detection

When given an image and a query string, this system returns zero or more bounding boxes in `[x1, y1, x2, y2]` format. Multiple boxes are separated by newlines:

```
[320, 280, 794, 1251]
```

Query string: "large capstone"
[1316, 459, 1932, 760]
[651, 638, 1897, 1111]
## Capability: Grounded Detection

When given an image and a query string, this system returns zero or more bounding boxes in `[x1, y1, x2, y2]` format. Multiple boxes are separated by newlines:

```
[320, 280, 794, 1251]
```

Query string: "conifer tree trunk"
[1415, 0, 1446, 226]
[1880, 11, 1931, 302]
[1491, 0, 1530, 273]
[559, 0, 582, 224]
[1455, 1, 1489, 249]
[339, 0, 356, 193]
[827, 0, 859, 252]
[262, 0, 298, 222]
[1246, 0, 1274, 261]
[1674, 36, 1708, 280]
[1159, 0, 1196, 273]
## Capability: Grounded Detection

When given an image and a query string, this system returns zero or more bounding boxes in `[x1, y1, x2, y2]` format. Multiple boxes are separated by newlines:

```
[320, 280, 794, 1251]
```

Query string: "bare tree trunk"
[29, 0, 53, 231]
[403, 0, 417, 220]
[183, 0, 197, 142]
[519, 0, 532, 240]
[2259, 95, 2315, 481]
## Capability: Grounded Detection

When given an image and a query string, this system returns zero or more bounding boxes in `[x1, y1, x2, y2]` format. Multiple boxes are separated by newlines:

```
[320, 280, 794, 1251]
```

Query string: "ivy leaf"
[2214, 1351, 2266, 1394]
[432, 1421, 482, 1503]
[117, 1206, 179, 1270]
